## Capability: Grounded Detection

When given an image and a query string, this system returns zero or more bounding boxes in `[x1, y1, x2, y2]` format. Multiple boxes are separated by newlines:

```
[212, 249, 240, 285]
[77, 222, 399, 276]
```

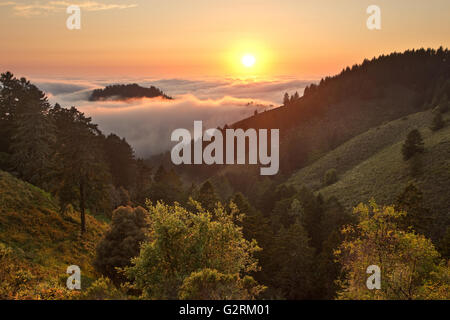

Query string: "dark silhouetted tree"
[196, 181, 219, 212]
[94, 206, 148, 285]
[283, 92, 290, 106]
[402, 129, 424, 161]
[104, 133, 136, 190]
[50, 105, 110, 233]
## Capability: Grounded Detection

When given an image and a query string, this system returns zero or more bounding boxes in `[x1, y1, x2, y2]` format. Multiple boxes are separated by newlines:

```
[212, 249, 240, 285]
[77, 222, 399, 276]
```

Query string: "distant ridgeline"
[89, 83, 173, 101]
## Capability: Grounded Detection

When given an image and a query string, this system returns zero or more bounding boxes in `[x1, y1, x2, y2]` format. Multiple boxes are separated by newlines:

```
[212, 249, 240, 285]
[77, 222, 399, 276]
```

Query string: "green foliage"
[266, 220, 315, 299]
[179, 268, 264, 300]
[0, 72, 55, 188]
[395, 183, 433, 237]
[148, 165, 185, 205]
[336, 201, 449, 300]
[323, 168, 338, 186]
[94, 206, 148, 285]
[195, 180, 220, 212]
[50, 105, 111, 233]
[402, 129, 424, 161]
[0, 171, 107, 299]
[79, 277, 126, 300]
[125, 200, 262, 299]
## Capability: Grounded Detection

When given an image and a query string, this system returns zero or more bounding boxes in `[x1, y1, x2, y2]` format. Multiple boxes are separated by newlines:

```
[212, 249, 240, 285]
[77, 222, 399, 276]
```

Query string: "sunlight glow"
[242, 54, 256, 68]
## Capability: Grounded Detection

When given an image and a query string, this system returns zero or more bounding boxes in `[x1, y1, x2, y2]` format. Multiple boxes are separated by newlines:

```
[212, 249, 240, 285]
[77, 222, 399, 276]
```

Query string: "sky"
[1, 0, 449, 156]
[1, 0, 449, 78]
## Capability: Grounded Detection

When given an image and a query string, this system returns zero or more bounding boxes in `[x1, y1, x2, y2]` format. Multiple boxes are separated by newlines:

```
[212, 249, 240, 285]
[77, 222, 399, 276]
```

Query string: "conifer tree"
[402, 129, 424, 161]
[50, 105, 110, 234]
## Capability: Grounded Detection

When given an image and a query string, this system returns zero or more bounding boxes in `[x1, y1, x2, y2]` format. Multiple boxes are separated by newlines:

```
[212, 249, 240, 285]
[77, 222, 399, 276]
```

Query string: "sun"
[241, 54, 256, 68]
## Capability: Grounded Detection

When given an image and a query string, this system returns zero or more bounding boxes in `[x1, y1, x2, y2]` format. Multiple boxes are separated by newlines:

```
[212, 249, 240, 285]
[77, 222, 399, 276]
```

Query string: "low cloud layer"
[34, 77, 312, 157]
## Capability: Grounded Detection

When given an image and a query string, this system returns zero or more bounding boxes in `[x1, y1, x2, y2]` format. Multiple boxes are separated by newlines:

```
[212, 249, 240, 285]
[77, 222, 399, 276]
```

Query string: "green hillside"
[288, 110, 450, 230]
[0, 170, 107, 298]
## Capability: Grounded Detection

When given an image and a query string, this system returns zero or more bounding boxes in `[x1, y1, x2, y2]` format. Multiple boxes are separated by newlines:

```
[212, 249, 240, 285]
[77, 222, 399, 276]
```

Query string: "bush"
[94, 206, 148, 285]
[323, 169, 338, 186]
[179, 269, 264, 300]
[125, 200, 262, 299]
[402, 129, 424, 161]
[79, 277, 126, 300]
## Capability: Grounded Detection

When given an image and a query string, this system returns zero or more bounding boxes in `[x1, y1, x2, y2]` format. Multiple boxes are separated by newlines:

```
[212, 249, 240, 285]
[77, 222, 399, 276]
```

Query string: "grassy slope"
[0, 171, 107, 283]
[288, 110, 450, 221]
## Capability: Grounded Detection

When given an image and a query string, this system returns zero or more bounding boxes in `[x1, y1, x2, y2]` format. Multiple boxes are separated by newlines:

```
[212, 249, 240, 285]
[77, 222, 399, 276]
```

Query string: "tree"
[232, 193, 268, 242]
[283, 92, 290, 106]
[336, 200, 449, 300]
[10, 95, 55, 188]
[196, 180, 219, 212]
[104, 133, 136, 190]
[50, 105, 110, 233]
[323, 168, 338, 186]
[125, 200, 262, 299]
[0, 72, 55, 188]
[314, 197, 355, 299]
[179, 269, 263, 300]
[402, 129, 424, 161]
[79, 277, 126, 300]
[431, 112, 445, 131]
[134, 159, 152, 206]
[395, 183, 433, 237]
[267, 220, 315, 299]
[148, 165, 184, 204]
[94, 206, 148, 285]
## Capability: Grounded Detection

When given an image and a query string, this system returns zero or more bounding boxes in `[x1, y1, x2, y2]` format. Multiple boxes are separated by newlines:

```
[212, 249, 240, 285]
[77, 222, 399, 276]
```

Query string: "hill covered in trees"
[89, 83, 172, 101]
[0, 48, 449, 300]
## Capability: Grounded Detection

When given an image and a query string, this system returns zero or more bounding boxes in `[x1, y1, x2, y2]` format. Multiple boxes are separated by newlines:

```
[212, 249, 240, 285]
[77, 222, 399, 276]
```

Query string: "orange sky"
[0, 0, 449, 78]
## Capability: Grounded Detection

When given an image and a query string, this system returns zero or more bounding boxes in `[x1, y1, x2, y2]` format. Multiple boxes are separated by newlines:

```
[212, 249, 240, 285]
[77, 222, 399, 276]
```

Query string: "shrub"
[125, 200, 262, 299]
[94, 206, 148, 285]
[323, 169, 338, 186]
[402, 129, 424, 161]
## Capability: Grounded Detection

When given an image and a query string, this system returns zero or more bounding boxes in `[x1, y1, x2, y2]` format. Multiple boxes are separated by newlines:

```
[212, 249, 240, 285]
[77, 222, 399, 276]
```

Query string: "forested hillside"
[89, 83, 172, 101]
[1, 48, 449, 300]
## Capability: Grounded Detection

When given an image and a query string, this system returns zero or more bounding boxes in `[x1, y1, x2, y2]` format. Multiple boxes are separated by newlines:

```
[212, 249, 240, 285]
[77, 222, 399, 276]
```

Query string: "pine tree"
[51, 105, 110, 234]
[283, 92, 290, 106]
[196, 180, 219, 212]
[402, 129, 424, 161]
[10, 100, 55, 188]
[104, 133, 136, 189]
[0, 73, 55, 188]
[395, 183, 433, 237]
[268, 220, 315, 299]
